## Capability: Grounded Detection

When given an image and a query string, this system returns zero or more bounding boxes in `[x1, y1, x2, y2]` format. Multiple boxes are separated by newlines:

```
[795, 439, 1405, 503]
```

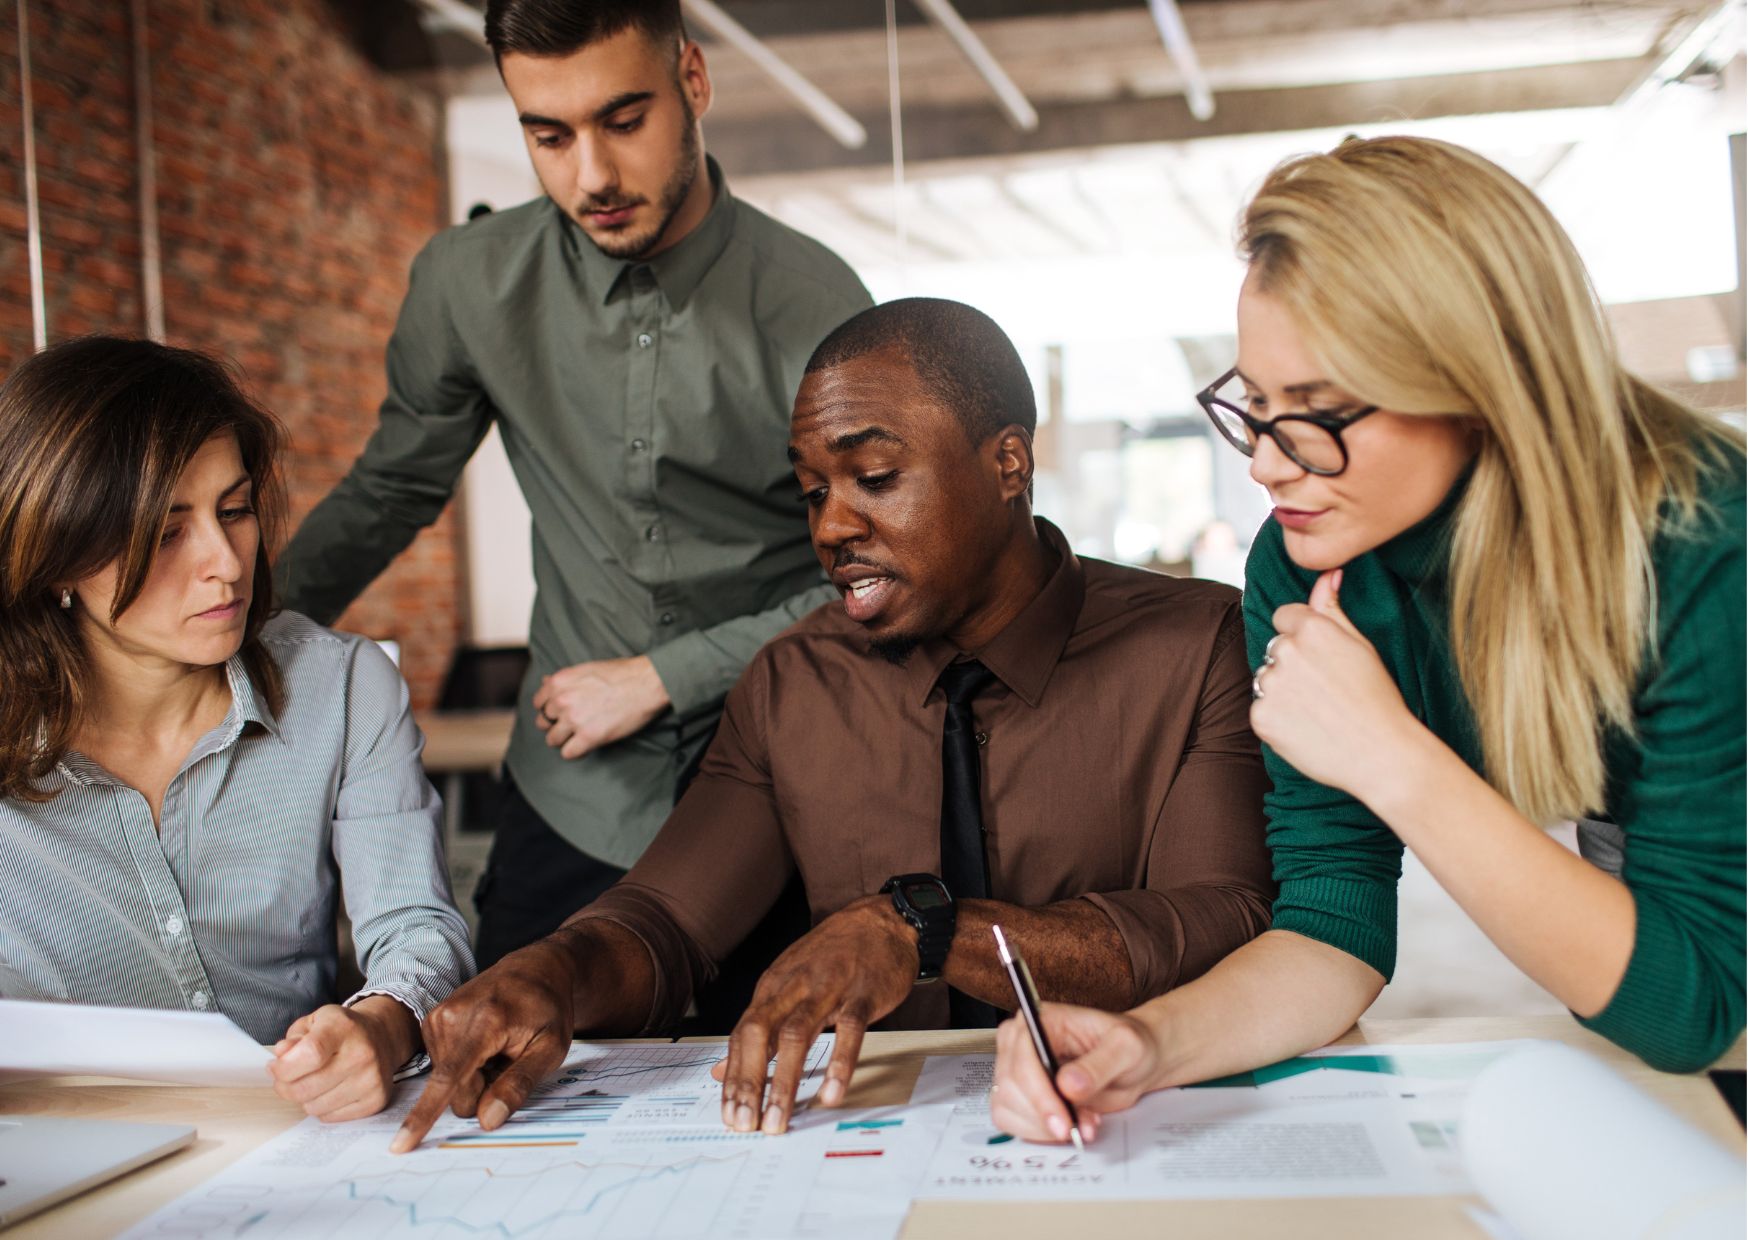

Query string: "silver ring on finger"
[1265, 633, 1283, 660]
[1251, 667, 1269, 700]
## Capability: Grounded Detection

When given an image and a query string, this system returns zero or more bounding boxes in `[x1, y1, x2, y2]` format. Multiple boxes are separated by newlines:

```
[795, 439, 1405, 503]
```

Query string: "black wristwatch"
[881, 873, 956, 983]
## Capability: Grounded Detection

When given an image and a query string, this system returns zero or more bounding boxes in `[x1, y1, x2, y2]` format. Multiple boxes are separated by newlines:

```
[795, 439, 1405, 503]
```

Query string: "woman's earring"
[59, 589, 72, 610]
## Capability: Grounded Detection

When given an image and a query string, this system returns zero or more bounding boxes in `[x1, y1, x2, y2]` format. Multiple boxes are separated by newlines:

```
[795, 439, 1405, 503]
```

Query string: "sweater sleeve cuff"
[1576, 894, 1744, 1074]
[1271, 877, 1398, 981]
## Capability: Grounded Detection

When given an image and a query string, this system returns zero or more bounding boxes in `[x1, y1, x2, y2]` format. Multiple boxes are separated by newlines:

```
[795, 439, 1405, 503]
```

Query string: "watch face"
[906, 882, 950, 909]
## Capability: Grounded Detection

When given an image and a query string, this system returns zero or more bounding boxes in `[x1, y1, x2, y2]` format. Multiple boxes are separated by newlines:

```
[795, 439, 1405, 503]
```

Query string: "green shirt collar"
[564, 156, 735, 309]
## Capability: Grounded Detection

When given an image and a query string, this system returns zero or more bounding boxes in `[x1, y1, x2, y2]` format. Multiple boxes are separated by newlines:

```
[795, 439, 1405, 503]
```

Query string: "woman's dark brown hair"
[0, 336, 286, 801]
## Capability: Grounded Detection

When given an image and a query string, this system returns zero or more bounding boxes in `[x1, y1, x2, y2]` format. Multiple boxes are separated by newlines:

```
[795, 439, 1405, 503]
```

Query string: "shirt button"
[630, 438, 647, 452]
[165, 916, 184, 936]
[637, 332, 653, 348]
[645, 525, 661, 542]
[975, 731, 989, 747]
[191, 990, 210, 1010]
[660, 612, 675, 625]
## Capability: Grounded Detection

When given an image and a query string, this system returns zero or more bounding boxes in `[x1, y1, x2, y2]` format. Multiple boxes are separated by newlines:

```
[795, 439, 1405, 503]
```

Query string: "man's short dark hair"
[804, 298, 1036, 445]
[483, 0, 685, 62]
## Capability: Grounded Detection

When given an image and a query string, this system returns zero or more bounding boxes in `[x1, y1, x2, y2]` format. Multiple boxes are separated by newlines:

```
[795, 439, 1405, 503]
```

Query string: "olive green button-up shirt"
[277, 160, 872, 866]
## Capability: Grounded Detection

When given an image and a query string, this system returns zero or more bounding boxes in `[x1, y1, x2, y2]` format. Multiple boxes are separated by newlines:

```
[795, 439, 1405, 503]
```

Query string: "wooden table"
[414, 709, 515, 775]
[4, 1016, 1740, 1239]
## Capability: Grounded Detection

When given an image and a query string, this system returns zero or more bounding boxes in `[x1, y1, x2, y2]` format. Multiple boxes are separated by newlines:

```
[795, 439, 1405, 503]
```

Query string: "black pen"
[991, 923, 1086, 1150]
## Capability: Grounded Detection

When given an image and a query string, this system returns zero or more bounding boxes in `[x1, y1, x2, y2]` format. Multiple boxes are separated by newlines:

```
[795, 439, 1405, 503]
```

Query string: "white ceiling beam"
[684, 0, 867, 148]
[1146, 0, 1214, 120]
[412, 0, 488, 47]
[910, 0, 1040, 131]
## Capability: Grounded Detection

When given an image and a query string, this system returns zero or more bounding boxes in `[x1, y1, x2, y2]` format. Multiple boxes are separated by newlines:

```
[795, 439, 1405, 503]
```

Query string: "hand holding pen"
[991, 924, 1085, 1149]
[988, 927, 1164, 1145]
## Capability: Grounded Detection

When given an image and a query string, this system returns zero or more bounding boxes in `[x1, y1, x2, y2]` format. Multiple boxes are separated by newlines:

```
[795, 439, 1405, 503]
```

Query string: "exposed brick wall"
[0, 0, 460, 709]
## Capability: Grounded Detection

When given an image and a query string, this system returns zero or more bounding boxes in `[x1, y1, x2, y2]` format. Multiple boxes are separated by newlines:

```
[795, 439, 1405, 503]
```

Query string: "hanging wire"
[132, 0, 166, 343]
[16, 0, 47, 351]
[885, 0, 908, 282]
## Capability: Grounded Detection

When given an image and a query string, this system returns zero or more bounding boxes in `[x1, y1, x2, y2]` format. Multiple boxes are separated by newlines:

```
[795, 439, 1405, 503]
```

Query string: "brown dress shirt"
[577, 519, 1274, 1030]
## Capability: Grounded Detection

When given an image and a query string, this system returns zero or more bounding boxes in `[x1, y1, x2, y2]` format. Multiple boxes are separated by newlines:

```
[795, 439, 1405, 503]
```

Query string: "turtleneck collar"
[1370, 463, 1474, 585]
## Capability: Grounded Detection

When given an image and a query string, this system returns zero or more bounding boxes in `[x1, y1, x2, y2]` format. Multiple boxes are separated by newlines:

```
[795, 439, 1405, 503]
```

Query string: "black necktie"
[937, 659, 1003, 1028]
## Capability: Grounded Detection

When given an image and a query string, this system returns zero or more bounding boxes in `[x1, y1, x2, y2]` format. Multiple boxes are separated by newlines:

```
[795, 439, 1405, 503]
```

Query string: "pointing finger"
[392, 1069, 464, 1154]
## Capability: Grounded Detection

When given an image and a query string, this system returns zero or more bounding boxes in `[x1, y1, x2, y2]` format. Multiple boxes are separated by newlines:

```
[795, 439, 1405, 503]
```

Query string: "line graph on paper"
[438, 1044, 786, 1145]
[119, 1039, 963, 1240]
[129, 1144, 795, 1240]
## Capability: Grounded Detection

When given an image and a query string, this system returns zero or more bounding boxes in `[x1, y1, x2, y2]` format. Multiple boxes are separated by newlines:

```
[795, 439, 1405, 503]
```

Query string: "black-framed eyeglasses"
[1196, 367, 1378, 477]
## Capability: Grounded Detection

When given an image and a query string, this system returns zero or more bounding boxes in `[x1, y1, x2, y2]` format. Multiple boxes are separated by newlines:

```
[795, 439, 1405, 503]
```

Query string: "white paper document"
[912, 1041, 1532, 1201]
[122, 1037, 954, 1240]
[0, 997, 273, 1087]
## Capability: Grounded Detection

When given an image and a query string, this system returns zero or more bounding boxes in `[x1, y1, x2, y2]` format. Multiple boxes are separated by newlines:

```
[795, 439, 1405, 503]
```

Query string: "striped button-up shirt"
[0, 612, 474, 1044]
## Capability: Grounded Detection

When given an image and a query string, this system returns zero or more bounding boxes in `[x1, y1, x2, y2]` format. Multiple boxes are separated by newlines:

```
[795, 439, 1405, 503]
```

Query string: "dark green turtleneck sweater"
[1242, 457, 1745, 1073]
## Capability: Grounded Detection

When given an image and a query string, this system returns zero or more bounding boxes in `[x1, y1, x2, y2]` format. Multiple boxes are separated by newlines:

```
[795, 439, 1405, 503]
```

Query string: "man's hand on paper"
[269, 997, 417, 1122]
[533, 655, 671, 760]
[989, 1002, 1162, 1144]
[389, 936, 580, 1153]
[710, 895, 918, 1135]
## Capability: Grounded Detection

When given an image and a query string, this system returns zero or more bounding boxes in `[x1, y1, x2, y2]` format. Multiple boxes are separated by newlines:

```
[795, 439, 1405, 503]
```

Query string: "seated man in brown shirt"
[392, 298, 1272, 1154]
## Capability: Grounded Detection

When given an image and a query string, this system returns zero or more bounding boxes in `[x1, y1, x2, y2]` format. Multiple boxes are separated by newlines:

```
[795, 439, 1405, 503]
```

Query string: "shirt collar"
[1372, 463, 1473, 585]
[576, 155, 736, 309]
[906, 518, 1087, 710]
[54, 655, 280, 788]
[224, 651, 281, 740]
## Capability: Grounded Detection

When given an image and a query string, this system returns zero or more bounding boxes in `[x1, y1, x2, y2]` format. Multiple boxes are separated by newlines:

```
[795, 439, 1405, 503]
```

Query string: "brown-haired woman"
[0, 336, 474, 1122]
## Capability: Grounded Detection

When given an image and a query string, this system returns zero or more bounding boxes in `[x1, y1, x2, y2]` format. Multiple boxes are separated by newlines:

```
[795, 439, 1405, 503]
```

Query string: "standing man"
[277, 0, 872, 966]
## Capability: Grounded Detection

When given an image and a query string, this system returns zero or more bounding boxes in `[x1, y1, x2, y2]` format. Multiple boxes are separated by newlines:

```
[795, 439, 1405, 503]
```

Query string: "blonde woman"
[992, 136, 1745, 1143]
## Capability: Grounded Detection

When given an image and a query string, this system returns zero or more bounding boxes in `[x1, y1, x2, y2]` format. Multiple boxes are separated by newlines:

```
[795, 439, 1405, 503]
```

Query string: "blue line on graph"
[341, 1153, 747, 1237]
[443, 1132, 595, 1141]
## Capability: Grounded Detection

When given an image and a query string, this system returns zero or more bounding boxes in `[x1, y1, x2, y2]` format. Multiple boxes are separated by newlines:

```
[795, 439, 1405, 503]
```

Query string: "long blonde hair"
[1240, 135, 1741, 825]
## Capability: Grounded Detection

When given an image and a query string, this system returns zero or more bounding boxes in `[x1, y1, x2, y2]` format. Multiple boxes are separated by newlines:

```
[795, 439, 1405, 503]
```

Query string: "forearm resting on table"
[545, 918, 662, 1035]
[950, 898, 1134, 1011]
[1130, 929, 1383, 1089]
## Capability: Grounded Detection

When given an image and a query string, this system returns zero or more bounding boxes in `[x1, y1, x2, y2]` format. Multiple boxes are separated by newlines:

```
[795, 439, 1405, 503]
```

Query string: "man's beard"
[580, 103, 701, 261]
[870, 633, 921, 666]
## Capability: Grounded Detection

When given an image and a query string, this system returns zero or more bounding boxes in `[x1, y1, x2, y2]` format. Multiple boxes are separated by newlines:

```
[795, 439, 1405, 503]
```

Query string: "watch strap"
[882, 874, 956, 982]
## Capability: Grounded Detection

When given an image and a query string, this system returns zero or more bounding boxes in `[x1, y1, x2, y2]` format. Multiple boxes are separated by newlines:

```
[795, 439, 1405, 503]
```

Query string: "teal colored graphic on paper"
[836, 1119, 905, 1131]
[1188, 1050, 1506, 1090]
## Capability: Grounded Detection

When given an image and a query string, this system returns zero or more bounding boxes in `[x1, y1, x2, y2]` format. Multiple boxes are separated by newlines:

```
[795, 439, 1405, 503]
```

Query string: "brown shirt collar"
[905, 517, 1085, 710]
